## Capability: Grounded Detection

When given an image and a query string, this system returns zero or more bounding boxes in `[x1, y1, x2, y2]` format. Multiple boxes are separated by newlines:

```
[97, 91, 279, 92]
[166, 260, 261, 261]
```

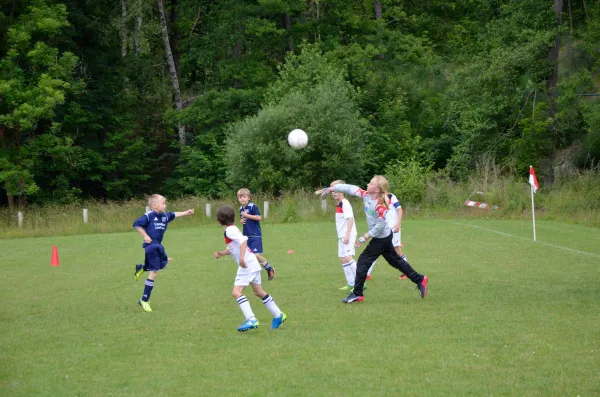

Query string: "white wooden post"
[82, 208, 88, 224]
[18, 211, 24, 228]
[205, 203, 211, 218]
[321, 199, 327, 213]
[145, 206, 151, 213]
[263, 201, 269, 219]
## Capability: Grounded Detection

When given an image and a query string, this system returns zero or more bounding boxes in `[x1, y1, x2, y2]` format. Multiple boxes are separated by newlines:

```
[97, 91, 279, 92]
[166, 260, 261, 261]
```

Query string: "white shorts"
[392, 230, 402, 247]
[234, 270, 262, 286]
[337, 236, 356, 258]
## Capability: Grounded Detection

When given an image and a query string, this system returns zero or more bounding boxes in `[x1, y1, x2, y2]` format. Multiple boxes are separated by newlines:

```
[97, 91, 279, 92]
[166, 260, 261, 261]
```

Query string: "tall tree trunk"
[545, 0, 564, 184]
[121, 0, 127, 57]
[283, 12, 293, 53]
[135, 0, 142, 55]
[157, 0, 185, 146]
[170, 0, 180, 72]
[547, 0, 563, 119]
[374, 0, 382, 20]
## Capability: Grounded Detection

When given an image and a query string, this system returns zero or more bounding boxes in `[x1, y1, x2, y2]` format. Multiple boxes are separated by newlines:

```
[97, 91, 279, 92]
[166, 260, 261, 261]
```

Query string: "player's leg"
[343, 238, 384, 302]
[393, 232, 408, 279]
[138, 244, 162, 312]
[367, 260, 376, 280]
[380, 242, 428, 298]
[338, 237, 356, 290]
[233, 274, 259, 331]
[251, 276, 286, 329]
[251, 238, 275, 280]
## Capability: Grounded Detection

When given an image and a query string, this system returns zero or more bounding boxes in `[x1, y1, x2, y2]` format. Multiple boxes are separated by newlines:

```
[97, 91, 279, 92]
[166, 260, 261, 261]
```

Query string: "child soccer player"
[214, 205, 287, 332]
[329, 180, 358, 291]
[367, 191, 408, 281]
[237, 188, 275, 280]
[316, 176, 428, 303]
[132, 194, 194, 312]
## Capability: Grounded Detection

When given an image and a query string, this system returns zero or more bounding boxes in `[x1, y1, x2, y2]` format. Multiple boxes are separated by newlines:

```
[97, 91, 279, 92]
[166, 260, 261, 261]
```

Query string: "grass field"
[2, 219, 599, 396]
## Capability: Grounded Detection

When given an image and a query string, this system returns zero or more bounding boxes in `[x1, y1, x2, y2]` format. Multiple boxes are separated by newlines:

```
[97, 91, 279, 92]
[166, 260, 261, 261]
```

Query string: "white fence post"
[145, 206, 151, 213]
[205, 203, 211, 218]
[82, 208, 88, 224]
[18, 211, 24, 228]
[263, 201, 269, 219]
[321, 199, 327, 213]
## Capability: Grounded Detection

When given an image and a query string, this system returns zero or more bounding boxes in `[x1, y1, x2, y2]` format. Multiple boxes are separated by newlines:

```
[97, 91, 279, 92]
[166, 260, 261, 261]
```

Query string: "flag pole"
[530, 185, 536, 242]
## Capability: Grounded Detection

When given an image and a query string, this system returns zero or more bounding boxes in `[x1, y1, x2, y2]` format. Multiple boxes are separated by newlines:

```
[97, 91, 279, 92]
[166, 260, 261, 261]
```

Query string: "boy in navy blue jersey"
[237, 188, 275, 280]
[133, 194, 194, 312]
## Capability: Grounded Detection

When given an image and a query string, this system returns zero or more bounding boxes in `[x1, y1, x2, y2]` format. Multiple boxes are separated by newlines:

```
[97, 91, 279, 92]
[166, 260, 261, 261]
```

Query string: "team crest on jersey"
[162, 216, 167, 222]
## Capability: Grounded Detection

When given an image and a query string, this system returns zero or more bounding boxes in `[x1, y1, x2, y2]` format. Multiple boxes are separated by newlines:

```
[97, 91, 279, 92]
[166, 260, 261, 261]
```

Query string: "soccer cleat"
[133, 264, 144, 280]
[399, 274, 408, 280]
[138, 299, 152, 312]
[271, 313, 287, 329]
[338, 285, 353, 291]
[366, 275, 371, 281]
[237, 319, 259, 332]
[417, 275, 428, 298]
[342, 293, 364, 304]
[267, 267, 275, 281]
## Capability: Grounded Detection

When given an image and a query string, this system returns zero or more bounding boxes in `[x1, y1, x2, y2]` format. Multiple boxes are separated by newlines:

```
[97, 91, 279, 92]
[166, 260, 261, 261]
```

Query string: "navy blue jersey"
[239, 202, 262, 237]
[133, 211, 176, 245]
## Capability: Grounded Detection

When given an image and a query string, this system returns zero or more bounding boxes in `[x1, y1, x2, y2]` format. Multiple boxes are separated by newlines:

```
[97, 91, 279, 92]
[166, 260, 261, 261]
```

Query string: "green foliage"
[225, 48, 367, 193]
[385, 157, 433, 205]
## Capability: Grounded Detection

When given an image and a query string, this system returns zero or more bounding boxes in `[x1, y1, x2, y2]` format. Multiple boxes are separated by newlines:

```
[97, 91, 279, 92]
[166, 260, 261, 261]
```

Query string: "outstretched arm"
[315, 184, 366, 199]
[174, 209, 194, 217]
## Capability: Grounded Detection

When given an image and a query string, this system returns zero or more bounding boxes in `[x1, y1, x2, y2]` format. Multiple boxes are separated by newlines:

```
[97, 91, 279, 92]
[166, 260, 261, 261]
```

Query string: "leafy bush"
[385, 157, 433, 204]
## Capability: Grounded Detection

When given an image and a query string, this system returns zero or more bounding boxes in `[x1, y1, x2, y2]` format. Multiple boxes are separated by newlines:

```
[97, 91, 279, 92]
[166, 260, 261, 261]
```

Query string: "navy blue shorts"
[143, 243, 169, 272]
[247, 236, 263, 254]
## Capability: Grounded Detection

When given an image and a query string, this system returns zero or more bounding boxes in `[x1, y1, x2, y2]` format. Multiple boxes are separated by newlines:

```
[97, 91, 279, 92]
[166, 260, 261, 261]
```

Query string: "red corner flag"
[529, 166, 539, 193]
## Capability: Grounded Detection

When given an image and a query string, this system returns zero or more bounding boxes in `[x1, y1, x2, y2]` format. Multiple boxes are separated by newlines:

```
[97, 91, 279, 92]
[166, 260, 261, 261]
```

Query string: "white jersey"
[385, 193, 401, 228]
[335, 198, 357, 238]
[223, 225, 261, 274]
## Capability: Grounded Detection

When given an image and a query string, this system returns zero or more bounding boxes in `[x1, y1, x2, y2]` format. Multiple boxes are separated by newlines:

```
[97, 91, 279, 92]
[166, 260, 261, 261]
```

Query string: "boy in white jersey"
[367, 191, 408, 281]
[316, 176, 428, 303]
[214, 205, 287, 332]
[330, 180, 358, 291]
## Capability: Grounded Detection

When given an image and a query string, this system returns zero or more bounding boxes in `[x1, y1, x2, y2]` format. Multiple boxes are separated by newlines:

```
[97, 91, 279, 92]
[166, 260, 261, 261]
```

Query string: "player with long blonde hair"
[316, 176, 428, 303]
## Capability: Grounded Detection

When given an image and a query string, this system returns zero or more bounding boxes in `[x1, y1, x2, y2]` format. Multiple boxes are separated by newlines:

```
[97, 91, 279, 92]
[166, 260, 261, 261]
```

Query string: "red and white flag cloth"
[529, 166, 539, 193]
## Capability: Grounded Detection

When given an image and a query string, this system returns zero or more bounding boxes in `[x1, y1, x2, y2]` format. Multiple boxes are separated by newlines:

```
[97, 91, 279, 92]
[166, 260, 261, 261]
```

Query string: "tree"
[0, 1, 83, 207]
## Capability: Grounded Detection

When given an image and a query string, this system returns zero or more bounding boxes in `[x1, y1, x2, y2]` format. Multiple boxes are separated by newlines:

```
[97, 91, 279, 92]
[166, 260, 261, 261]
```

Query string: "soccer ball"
[288, 129, 308, 149]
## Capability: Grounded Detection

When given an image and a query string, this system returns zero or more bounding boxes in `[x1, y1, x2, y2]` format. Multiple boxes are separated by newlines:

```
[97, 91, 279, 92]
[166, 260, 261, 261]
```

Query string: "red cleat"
[366, 275, 371, 281]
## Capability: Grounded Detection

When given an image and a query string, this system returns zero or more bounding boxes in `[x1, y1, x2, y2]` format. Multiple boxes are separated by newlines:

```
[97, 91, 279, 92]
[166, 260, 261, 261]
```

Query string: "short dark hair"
[216, 205, 235, 225]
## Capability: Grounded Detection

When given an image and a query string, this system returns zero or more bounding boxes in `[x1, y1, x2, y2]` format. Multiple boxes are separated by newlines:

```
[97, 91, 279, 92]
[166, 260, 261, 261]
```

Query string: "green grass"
[2, 220, 599, 396]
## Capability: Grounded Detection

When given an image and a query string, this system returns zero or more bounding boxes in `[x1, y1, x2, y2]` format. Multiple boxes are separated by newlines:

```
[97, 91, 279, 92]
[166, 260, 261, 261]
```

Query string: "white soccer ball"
[288, 129, 308, 149]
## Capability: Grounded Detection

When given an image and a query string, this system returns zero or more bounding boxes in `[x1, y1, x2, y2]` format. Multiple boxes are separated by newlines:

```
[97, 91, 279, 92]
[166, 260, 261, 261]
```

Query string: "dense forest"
[1, 0, 599, 207]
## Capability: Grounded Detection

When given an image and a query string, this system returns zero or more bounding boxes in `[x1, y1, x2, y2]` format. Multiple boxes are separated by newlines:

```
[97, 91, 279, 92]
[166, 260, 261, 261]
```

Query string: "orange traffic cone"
[51, 245, 60, 267]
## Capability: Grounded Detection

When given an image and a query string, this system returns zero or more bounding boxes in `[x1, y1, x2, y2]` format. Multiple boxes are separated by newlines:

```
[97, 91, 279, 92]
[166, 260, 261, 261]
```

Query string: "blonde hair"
[148, 194, 166, 209]
[237, 188, 251, 197]
[372, 175, 390, 207]
[330, 180, 345, 187]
